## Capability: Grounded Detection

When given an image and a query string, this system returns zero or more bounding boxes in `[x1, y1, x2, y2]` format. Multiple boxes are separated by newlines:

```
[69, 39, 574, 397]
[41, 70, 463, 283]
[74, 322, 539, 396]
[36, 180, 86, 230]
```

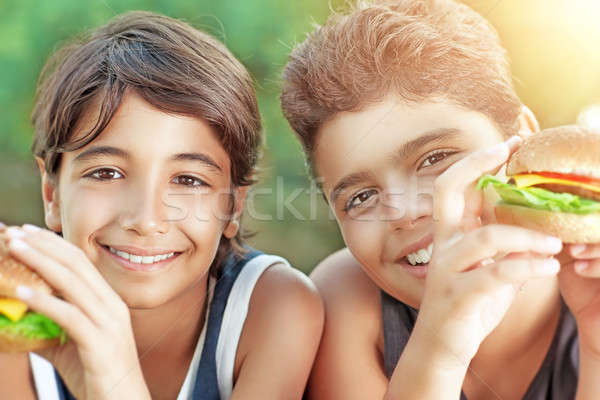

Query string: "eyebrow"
[391, 128, 462, 162]
[169, 152, 223, 173]
[330, 171, 374, 205]
[73, 146, 223, 173]
[73, 146, 129, 164]
[329, 127, 462, 204]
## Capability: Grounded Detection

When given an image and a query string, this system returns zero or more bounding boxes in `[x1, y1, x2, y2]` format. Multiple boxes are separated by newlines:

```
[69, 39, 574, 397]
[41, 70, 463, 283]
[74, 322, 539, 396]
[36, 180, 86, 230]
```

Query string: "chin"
[376, 267, 425, 309]
[119, 288, 170, 309]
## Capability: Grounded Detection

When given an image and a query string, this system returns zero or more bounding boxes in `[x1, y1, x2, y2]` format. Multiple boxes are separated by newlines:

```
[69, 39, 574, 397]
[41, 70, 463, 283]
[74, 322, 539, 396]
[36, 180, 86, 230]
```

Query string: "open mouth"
[404, 242, 433, 266]
[100, 244, 183, 271]
[395, 236, 433, 279]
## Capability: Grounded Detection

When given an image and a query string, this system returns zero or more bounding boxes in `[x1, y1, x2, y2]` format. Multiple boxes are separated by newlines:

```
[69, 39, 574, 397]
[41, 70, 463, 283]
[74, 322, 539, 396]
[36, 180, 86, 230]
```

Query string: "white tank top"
[30, 254, 288, 400]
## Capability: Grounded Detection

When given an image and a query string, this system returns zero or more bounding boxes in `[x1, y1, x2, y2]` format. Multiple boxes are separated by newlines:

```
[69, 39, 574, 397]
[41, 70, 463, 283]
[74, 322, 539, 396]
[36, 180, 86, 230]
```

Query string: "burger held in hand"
[478, 125, 600, 243]
[0, 232, 65, 352]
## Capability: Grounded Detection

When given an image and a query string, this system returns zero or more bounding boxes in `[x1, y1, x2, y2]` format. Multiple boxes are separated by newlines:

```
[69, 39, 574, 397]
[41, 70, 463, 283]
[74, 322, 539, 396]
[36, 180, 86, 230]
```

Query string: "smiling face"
[314, 96, 507, 307]
[39, 92, 242, 309]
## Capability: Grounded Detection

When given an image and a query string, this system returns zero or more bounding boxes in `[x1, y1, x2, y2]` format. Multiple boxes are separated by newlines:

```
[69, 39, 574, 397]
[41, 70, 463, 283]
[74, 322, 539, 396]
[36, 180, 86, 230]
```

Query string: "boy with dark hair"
[281, 0, 600, 398]
[0, 11, 323, 399]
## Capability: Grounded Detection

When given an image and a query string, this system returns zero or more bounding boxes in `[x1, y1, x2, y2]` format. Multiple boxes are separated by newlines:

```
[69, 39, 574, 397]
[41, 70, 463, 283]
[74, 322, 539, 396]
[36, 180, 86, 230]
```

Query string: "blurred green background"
[1, 0, 599, 273]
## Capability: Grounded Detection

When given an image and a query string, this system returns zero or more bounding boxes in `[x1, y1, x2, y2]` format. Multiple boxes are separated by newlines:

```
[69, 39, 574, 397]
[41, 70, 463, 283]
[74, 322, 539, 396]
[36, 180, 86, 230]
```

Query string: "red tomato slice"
[536, 172, 600, 186]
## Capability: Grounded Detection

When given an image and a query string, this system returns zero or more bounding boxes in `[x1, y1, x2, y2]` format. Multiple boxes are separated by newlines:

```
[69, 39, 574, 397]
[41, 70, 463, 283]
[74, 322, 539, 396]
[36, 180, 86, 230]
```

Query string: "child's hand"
[4, 225, 150, 400]
[414, 136, 563, 368]
[559, 244, 600, 357]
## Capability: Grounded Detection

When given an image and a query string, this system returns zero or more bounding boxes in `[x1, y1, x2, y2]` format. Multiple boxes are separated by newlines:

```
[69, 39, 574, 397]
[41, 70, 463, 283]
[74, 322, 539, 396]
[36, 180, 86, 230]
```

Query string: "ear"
[223, 186, 249, 239]
[35, 157, 62, 232]
[516, 104, 540, 137]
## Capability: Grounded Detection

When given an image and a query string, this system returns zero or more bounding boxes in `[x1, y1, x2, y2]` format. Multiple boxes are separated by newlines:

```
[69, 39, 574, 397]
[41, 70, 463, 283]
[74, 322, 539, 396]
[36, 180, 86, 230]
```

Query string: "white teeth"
[406, 244, 433, 266]
[142, 256, 154, 264]
[116, 250, 130, 260]
[108, 247, 175, 264]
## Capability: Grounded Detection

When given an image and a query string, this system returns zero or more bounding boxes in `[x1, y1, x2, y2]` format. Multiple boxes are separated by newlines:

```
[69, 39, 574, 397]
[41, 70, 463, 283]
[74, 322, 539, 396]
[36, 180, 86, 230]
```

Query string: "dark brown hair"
[281, 0, 521, 159]
[32, 11, 262, 274]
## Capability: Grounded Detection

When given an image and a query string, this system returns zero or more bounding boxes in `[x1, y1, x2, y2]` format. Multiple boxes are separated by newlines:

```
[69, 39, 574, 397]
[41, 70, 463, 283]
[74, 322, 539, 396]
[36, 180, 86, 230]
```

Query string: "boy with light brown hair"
[281, 0, 600, 398]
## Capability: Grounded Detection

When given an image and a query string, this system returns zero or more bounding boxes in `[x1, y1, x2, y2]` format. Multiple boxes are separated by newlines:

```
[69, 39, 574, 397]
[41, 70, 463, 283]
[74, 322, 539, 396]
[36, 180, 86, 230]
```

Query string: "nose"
[383, 177, 433, 231]
[119, 180, 170, 236]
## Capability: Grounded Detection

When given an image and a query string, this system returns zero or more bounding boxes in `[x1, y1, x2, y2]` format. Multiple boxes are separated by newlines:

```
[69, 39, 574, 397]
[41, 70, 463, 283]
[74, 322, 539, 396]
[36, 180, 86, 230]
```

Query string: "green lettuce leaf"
[477, 175, 600, 214]
[0, 312, 66, 342]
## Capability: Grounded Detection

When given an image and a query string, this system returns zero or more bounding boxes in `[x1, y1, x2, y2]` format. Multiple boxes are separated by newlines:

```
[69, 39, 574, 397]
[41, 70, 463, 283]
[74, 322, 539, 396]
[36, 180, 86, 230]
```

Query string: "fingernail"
[485, 143, 508, 156]
[0, 222, 5, 230]
[571, 244, 586, 256]
[505, 135, 523, 147]
[546, 236, 563, 252]
[575, 261, 589, 273]
[5, 227, 25, 239]
[16, 285, 33, 300]
[8, 239, 28, 251]
[543, 258, 560, 273]
[22, 224, 41, 233]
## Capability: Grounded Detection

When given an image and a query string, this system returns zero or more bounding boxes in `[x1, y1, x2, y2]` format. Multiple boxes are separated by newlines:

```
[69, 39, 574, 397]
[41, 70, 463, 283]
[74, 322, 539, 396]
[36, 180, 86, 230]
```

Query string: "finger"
[466, 256, 560, 291]
[439, 224, 562, 272]
[573, 260, 600, 278]
[0, 222, 6, 231]
[14, 225, 121, 305]
[14, 285, 97, 351]
[481, 182, 501, 225]
[569, 244, 600, 260]
[433, 136, 522, 242]
[7, 237, 110, 325]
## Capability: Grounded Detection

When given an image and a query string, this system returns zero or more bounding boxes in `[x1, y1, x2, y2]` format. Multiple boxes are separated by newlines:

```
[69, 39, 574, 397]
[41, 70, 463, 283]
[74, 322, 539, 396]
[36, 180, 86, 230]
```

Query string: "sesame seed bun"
[496, 125, 600, 243]
[0, 233, 61, 352]
[507, 125, 600, 179]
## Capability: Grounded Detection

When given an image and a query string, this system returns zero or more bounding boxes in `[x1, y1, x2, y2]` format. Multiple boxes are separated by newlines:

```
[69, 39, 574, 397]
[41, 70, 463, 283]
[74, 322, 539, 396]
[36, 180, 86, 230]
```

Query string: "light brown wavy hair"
[281, 0, 521, 162]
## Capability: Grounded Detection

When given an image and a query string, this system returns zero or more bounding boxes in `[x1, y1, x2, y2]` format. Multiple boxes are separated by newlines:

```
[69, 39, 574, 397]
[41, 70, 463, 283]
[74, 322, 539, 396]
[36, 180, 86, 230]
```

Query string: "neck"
[130, 274, 210, 364]
[474, 276, 561, 365]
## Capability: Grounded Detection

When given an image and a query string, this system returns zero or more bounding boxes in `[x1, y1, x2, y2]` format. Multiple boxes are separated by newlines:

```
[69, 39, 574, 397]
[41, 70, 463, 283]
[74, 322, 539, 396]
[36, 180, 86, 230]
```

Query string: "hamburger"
[477, 125, 600, 243]
[0, 233, 65, 352]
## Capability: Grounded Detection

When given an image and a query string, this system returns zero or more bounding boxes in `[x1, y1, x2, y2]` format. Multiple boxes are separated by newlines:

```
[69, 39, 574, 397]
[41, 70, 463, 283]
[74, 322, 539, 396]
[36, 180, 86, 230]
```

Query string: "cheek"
[168, 190, 231, 225]
[160, 187, 232, 239]
[177, 192, 230, 247]
[59, 186, 117, 242]
[339, 218, 386, 266]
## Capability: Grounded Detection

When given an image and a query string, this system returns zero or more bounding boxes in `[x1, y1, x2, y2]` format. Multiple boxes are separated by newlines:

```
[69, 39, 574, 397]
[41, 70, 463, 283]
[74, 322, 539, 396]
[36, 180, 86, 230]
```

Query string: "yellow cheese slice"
[0, 298, 28, 321]
[513, 174, 600, 193]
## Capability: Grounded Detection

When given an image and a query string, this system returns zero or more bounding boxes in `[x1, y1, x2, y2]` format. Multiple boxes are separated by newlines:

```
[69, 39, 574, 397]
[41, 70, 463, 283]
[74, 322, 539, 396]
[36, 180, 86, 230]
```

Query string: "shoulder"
[232, 254, 324, 394]
[238, 256, 324, 355]
[247, 256, 324, 324]
[310, 247, 382, 326]
[306, 248, 388, 399]
[232, 252, 324, 346]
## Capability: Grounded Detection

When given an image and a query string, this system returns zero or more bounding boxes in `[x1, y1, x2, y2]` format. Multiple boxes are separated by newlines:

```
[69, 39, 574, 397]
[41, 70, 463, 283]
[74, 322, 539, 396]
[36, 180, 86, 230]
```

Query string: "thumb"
[558, 262, 593, 315]
[461, 185, 483, 233]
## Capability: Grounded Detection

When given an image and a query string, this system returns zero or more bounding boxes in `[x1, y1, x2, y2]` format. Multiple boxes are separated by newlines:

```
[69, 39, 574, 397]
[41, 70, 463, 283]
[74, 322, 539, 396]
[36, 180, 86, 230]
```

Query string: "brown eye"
[172, 175, 207, 188]
[419, 151, 456, 169]
[87, 168, 123, 180]
[345, 189, 378, 211]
